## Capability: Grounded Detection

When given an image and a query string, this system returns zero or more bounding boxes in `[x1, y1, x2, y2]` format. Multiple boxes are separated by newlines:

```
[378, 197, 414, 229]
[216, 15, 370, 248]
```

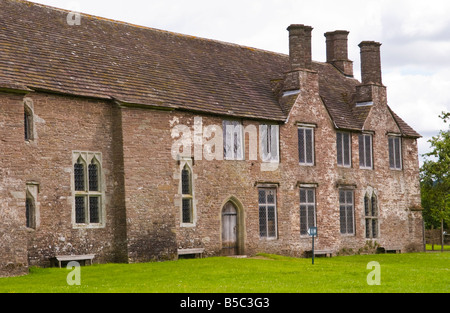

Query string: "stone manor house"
[1, 0, 424, 277]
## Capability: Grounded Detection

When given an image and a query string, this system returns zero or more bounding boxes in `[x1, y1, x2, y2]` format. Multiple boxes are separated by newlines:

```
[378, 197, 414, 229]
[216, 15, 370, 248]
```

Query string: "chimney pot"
[359, 41, 382, 85]
[287, 24, 313, 71]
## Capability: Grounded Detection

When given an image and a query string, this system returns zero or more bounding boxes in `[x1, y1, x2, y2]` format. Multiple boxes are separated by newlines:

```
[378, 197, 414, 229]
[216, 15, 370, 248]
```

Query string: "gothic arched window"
[73, 152, 103, 226]
[365, 191, 378, 239]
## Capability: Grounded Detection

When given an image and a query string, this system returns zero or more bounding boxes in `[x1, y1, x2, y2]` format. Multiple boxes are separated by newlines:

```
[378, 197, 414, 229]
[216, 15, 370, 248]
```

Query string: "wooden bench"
[380, 246, 402, 254]
[305, 249, 333, 258]
[177, 248, 205, 259]
[53, 254, 95, 268]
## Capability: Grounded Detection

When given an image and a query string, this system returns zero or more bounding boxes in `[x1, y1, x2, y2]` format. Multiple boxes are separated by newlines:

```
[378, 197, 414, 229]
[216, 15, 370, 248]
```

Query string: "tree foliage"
[420, 111, 450, 229]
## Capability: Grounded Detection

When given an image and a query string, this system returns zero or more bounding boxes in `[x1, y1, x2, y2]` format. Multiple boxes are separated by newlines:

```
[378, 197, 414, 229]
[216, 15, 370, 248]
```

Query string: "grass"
[0, 253, 449, 293]
[426, 244, 450, 251]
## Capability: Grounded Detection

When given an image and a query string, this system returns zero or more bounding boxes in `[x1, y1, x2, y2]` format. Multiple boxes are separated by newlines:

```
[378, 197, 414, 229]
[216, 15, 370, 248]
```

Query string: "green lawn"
[426, 244, 450, 251]
[0, 253, 449, 293]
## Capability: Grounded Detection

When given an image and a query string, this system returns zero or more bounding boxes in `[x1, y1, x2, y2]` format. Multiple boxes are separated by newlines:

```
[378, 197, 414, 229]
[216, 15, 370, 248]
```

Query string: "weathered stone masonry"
[0, 1, 423, 277]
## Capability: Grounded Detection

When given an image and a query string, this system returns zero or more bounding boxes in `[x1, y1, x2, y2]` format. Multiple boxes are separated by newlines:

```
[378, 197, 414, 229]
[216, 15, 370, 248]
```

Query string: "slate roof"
[0, 0, 420, 137]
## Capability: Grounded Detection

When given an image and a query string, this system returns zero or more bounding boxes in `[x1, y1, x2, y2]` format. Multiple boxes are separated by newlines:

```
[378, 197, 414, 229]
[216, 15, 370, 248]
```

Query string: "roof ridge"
[23, 0, 288, 58]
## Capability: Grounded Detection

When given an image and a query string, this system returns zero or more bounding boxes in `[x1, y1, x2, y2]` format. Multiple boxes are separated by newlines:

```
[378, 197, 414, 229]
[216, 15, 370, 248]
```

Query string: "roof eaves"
[0, 80, 33, 94]
[387, 105, 422, 138]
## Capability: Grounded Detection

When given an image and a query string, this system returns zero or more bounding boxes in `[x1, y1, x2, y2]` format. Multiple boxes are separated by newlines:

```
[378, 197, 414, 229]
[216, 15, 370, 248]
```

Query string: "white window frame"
[298, 126, 315, 166]
[388, 136, 402, 170]
[260, 124, 280, 162]
[358, 133, 373, 169]
[223, 120, 244, 160]
[337, 132, 351, 167]
[72, 151, 105, 228]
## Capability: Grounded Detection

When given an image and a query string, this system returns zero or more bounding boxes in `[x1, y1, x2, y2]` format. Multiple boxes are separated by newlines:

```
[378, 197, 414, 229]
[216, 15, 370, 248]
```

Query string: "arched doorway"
[221, 202, 238, 256]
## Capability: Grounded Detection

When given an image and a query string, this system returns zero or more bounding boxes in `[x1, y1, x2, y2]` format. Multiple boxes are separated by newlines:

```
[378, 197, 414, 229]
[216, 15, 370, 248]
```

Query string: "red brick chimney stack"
[359, 41, 383, 85]
[287, 24, 313, 71]
[324, 30, 353, 77]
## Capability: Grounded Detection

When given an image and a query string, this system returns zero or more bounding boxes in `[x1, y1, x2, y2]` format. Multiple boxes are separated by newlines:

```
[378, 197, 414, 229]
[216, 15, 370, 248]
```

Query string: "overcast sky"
[29, 0, 450, 165]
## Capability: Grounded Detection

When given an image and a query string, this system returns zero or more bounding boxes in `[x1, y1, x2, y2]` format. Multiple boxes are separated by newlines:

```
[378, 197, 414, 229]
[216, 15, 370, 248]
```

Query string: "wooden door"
[222, 202, 238, 256]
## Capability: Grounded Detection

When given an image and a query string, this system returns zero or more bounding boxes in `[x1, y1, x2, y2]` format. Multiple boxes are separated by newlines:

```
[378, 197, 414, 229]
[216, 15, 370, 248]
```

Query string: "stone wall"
[0, 92, 29, 277]
[0, 81, 423, 276]
[0, 92, 128, 276]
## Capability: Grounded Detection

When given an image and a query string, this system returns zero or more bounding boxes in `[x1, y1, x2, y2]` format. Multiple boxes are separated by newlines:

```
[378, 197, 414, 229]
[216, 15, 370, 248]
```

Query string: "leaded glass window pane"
[298, 127, 314, 165]
[267, 206, 276, 237]
[346, 204, 354, 233]
[339, 204, 346, 234]
[394, 137, 401, 169]
[389, 136, 402, 170]
[24, 111, 32, 140]
[73, 152, 103, 226]
[372, 219, 378, 238]
[182, 198, 192, 223]
[300, 188, 316, 236]
[26, 198, 34, 228]
[298, 128, 305, 164]
[74, 161, 85, 191]
[89, 197, 100, 223]
[388, 137, 395, 168]
[258, 188, 277, 238]
[300, 205, 307, 235]
[359, 134, 372, 169]
[365, 192, 379, 238]
[181, 167, 191, 195]
[75, 196, 85, 224]
[364, 194, 370, 216]
[364, 135, 372, 168]
[305, 129, 313, 164]
[259, 206, 267, 237]
[258, 189, 266, 204]
[371, 195, 377, 216]
[88, 162, 98, 191]
[339, 189, 354, 234]
[358, 135, 365, 167]
[343, 132, 350, 166]
[337, 132, 343, 165]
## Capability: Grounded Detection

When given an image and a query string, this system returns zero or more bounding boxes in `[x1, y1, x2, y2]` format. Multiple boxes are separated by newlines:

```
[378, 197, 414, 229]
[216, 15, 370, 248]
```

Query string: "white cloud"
[384, 69, 450, 164]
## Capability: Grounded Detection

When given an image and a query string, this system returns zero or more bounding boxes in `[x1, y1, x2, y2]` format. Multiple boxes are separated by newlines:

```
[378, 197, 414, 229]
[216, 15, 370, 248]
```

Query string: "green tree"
[420, 111, 450, 251]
